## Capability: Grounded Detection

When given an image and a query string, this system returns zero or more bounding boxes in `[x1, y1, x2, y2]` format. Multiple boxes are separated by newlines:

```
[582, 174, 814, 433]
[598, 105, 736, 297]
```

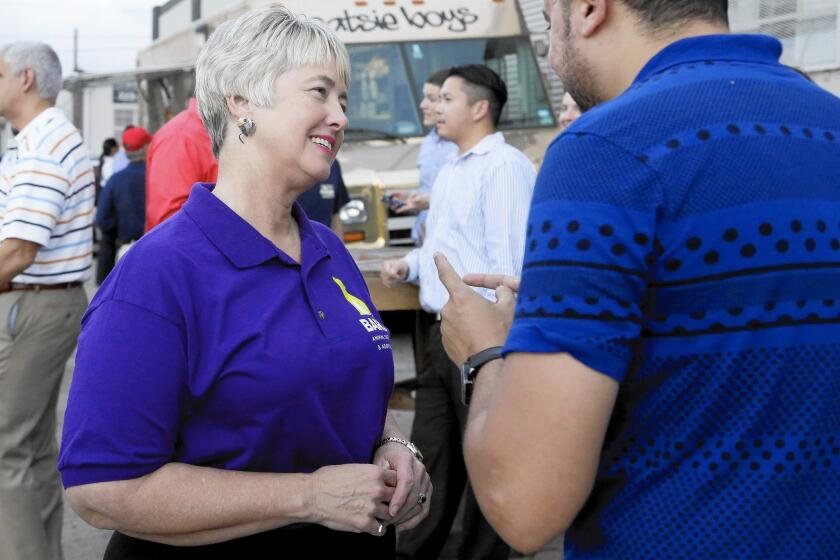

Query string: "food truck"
[104, 0, 565, 246]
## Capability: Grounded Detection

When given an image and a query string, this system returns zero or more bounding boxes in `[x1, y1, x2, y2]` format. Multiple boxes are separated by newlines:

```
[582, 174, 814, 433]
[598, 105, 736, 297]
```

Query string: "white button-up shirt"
[404, 132, 536, 313]
[413, 129, 457, 243]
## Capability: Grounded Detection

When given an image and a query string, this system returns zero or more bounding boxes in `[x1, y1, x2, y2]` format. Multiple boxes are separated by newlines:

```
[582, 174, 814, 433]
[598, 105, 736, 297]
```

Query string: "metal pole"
[71, 84, 84, 132]
[73, 29, 79, 73]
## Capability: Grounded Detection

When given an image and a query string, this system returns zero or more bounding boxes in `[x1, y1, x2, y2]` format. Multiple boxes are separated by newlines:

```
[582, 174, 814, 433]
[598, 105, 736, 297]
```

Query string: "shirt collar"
[429, 128, 446, 144]
[182, 183, 330, 269]
[456, 131, 505, 161]
[634, 34, 783, 85]
[10, 106, 62, 147]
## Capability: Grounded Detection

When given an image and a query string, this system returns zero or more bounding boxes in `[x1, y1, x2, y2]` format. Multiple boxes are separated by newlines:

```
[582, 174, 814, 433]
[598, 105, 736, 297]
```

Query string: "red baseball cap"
[122, 127, 152, 152]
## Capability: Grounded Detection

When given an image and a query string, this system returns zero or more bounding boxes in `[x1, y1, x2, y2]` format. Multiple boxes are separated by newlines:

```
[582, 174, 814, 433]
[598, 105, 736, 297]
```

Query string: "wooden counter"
[350, 247, 421, 311]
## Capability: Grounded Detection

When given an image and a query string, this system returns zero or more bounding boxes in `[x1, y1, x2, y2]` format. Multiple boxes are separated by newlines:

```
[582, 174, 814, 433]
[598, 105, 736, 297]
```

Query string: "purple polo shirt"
[59, 183, 394, 488]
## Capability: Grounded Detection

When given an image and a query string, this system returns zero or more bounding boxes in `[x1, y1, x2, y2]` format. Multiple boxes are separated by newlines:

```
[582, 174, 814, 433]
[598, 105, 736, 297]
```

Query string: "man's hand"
[379, 259, 409, 288]
[462, 273, 520, 293]
[434, 253, 516, 365]
[392, 192, 430, 214]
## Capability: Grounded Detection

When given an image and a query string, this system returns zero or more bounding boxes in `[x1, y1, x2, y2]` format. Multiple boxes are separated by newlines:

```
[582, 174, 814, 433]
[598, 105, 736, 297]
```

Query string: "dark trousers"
[397, 323, 509, 560]
[96, 229, 117, 285]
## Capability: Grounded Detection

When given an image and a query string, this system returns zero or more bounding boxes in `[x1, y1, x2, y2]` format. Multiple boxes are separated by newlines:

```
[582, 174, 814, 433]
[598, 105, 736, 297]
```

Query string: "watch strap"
[466, 346, 505, 372]
[461, 346, 504, 405]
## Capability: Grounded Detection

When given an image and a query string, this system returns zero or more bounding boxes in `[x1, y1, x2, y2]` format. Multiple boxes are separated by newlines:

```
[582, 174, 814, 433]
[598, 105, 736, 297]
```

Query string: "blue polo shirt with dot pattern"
[59, 183, 394, 487]
[505, 35, 840, 558]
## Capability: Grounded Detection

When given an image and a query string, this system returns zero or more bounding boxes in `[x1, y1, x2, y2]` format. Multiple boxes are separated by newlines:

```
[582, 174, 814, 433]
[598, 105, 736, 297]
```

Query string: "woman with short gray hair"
[58, 5, 430, 557]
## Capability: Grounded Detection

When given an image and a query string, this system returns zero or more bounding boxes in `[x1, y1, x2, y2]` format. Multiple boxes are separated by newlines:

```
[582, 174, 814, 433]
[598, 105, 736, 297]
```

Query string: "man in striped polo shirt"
[0, 42, 92, 560]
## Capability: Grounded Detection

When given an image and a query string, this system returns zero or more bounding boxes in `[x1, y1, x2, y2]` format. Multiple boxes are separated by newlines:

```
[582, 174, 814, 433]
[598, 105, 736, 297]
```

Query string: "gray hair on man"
[0, 42, 63, 103]
[126, 147, 148, 163]
[195, 4, 351, 158]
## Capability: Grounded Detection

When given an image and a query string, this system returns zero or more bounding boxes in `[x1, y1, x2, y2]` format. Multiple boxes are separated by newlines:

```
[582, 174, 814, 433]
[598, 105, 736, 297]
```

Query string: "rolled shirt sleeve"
[404, 248, 420, 283]
[58, 299, 188, 487]
[504, 133, 662, 382]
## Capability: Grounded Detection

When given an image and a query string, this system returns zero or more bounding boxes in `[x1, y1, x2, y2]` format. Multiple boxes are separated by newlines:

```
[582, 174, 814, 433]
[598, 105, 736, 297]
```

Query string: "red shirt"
[145, 98, 218, 231]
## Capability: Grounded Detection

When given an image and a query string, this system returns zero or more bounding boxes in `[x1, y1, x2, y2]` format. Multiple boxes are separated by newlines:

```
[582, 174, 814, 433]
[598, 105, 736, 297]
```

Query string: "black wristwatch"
[460, 346, 504, 405]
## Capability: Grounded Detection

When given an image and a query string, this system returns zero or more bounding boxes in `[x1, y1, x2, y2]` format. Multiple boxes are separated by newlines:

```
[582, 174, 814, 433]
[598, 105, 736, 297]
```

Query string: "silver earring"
[237, 117, 256, 143]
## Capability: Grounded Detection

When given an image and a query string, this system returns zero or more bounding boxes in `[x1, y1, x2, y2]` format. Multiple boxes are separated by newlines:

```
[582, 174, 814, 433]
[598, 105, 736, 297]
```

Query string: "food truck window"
[346, 44, 424, 138]
[405, 37, 555, 129]
[345, 37, 555, 140]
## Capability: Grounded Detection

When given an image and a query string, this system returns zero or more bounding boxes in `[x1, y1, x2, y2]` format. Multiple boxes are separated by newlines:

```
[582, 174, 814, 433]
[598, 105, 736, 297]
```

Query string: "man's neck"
[8, 99, 53, 133]
[456, 125, 497, 155]
[601, 21, 730, 101]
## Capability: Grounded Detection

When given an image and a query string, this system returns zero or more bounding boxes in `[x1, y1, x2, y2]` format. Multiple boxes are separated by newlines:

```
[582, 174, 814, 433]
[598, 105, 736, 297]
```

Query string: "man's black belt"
[0, 281, 83, 294]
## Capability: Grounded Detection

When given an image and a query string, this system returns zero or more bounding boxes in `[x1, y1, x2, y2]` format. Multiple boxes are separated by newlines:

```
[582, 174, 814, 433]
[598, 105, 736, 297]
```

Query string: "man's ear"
[226, 95, 253, 120]
[19, 68, 37, 94]
[575, 0, 608, 38]
[472, 99, 490, 123]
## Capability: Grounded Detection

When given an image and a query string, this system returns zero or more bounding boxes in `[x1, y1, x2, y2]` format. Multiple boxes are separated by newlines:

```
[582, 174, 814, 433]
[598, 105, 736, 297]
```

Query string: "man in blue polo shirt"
[434, 0, 840, 558]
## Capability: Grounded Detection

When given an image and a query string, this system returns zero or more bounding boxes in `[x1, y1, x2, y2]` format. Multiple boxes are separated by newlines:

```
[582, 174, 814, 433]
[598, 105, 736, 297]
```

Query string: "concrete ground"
[57, 275, 562, 559]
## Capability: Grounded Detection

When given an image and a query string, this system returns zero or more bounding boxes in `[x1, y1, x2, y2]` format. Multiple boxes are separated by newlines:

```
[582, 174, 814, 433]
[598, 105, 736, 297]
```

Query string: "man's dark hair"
[620, 0, 729, 30]
[445, 64, 508, 127]
[425, 68, 451, 88]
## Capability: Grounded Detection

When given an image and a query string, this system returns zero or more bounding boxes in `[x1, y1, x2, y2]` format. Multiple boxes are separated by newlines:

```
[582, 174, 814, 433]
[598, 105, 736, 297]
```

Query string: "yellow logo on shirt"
[333, 276, 372, 316]
[333, 276, 389, 334]
[332, 276, 391, 345]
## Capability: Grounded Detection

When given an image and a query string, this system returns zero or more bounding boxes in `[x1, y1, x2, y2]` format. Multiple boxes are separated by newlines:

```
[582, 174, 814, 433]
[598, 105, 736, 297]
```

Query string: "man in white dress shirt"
[381, 65, 535, 560]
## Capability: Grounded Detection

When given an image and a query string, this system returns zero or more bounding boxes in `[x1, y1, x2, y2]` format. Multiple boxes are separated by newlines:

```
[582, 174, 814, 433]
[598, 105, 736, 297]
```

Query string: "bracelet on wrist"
[377, 437, 423, 462]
